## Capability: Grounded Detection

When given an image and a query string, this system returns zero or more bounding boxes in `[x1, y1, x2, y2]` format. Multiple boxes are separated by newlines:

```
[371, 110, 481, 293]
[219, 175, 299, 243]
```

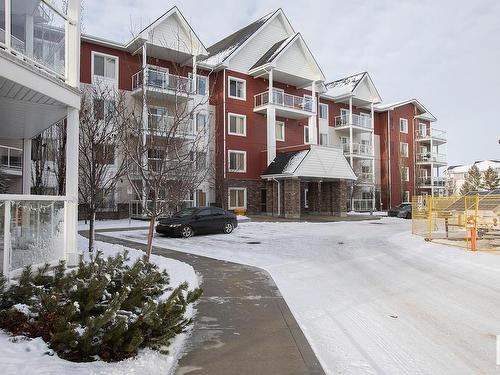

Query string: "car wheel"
[406, 212, 412, 219]
[180, 225, 194, 238]
[222, 221, 234, 234]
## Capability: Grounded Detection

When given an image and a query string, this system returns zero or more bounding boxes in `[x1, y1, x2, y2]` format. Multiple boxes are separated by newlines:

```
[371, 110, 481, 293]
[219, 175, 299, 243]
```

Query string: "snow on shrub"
[0, 251, 202, 362]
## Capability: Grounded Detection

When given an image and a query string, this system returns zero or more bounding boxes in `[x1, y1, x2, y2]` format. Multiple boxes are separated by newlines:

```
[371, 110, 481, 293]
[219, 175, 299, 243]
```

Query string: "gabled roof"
[262, 146, 357, 180]
[375, 99, 437, 121]
[323, 72, 382, 103]
[446, 160, 500, 173]
[249, 36, 294, 70]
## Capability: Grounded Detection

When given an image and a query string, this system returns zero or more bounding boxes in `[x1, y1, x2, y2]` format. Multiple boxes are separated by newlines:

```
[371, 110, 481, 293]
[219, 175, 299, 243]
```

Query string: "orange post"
[470, 227, 477, 251]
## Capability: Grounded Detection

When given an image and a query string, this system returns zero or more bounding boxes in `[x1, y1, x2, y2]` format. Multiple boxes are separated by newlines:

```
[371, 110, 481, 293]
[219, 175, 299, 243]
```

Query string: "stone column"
[284, 179, 301, 219]
[332, 181, 348, 217]
[266, 180, 274, 216]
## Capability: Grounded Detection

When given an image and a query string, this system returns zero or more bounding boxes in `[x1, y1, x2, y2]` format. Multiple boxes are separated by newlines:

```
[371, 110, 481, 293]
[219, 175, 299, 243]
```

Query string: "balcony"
[356, 172, 374, 184]
[348, 199, 374, 212]
[334, 113, 372, 131]
[0, 145, 22, 175]
[343, 142, 374, 157]
[416, 152, 447, 165]
[254, 90, 315, 119]
[132, 67, 194, 100]
[417, 176, 446, 187]
[147, 114, 195, 138]
[415, 127, 447, 144]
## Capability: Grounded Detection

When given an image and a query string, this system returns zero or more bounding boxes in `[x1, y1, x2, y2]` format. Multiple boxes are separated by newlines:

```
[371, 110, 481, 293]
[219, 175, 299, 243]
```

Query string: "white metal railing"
[0, 1, 71, 79]
[357, 172, 374, 183]
[0, 195, 75, 279]
[132, 67, 194, 94]
[334, 113, 372, 129]
[349, 199, 374, 212]
[417, 176, 446, 187]
[417, 152, 447, 163]
[254, 90, 315, 113]
[0, 145, 22, 170]
[343, 142, 373, 156]
[147, 115, 194, 137]
[416, 127, 447, 141]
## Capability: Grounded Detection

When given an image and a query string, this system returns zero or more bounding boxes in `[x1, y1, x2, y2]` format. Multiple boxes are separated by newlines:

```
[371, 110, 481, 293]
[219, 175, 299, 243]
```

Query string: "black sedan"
[387, 202, 412, 217]
[397, 204, 412, 219]
[156, 207, 238, 238]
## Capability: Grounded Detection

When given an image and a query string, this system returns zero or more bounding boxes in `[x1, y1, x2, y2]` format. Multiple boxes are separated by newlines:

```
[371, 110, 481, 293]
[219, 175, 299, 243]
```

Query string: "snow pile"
[282, 150, 308, 174]
[0, 236, 200, 375]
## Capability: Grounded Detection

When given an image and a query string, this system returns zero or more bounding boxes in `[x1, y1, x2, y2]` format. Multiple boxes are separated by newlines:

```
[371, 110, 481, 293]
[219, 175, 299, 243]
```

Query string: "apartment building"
[0, 0, 81, 277]
[445, 160, 500, 195]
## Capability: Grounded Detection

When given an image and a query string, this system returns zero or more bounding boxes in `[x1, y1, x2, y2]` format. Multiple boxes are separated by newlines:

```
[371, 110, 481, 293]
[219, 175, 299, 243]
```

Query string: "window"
[196, 152, 207, 171]
[92, 52, 117, 81]
[93, 98, 115, 121]
[419, 122, 427, 137]
[304, 126, 310, 144]
[402, 167, 409, 182]
[403, 191, 410, 203]
[228, 113, 246, 136]
[229, 188, 247, 209]
[319, 133, 328, 146]
[196, 112, 207, 132]
[400, 142, 409, 157]
[275, 121, 285, 141]
[228, 150, 246, 172]
[400, 118, 408, 133]
[304, 188, 309, 208]
[196, 75, 208, 96]
[96, 145, 115, 165]
[228, 76, 246, 100]
[319, 103, 328, 120]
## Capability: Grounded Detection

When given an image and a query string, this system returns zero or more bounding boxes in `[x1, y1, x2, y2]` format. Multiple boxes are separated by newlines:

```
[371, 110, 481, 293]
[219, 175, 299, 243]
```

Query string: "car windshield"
[173, 208, 198, 218]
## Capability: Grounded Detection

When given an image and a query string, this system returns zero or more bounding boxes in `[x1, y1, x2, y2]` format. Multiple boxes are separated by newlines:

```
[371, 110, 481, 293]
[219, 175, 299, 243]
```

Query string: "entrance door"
[197, 190, 207, 207]
[261, 189, 267, 213]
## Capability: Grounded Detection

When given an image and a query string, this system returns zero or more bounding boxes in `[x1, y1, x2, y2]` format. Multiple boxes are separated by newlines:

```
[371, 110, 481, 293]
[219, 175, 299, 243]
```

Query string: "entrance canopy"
[261, 145, 357, 180]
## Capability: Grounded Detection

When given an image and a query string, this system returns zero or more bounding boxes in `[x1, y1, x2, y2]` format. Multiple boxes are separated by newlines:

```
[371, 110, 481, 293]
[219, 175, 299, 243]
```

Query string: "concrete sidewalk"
[93, 231, 325, 375]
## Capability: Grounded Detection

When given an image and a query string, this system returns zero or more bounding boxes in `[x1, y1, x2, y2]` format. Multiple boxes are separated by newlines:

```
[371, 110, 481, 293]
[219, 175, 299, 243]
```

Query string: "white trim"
[304, 188, 309, 208]
[228, 76, 246, 101]
[403, 166, 410, 182]
[400, 142, 409, 158]
[91, 50, 119, 83]
[227, 112, 247, 136]
[399, 118, 409, 134]
[275, 120, 285, 142]
[227, 150, 247, 173]
[319, 103, 329, 120]
[304, 126, 310, 144]
[228, 187, 247, 209]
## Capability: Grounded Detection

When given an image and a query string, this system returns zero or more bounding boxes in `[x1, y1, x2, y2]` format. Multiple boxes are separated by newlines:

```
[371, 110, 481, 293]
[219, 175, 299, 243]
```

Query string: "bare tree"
[120, 61, 213, 258]
[79, 83, 127, 252]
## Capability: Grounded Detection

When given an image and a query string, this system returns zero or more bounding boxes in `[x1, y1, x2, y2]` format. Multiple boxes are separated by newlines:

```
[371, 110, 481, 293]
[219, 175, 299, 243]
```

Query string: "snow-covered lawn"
[0, 236, 200, 375]
[105, 218, 500, 374]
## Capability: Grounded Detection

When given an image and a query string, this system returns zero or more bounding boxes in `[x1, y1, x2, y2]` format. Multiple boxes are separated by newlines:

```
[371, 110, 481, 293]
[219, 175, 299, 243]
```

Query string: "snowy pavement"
[104, 217, 500, 374]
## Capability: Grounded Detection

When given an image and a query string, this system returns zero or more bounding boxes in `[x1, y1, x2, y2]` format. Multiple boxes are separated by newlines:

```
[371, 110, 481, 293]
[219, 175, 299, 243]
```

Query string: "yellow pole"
[428, 196, 433, 241]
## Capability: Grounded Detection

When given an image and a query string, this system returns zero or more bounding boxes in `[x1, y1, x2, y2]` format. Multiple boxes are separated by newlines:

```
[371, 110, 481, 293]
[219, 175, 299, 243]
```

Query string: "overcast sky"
[82, 0, 499, 165]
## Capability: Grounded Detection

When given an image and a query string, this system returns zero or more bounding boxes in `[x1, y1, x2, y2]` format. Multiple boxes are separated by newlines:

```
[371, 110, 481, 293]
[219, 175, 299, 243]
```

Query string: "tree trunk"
[145, 216, 156, 259]
[89, 210, 96, 253]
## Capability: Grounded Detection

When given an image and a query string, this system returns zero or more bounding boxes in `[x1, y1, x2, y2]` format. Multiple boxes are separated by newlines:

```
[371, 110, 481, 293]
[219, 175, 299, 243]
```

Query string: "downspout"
[387, 110, 392, 208]
[412, 115, 417, 198]
[223, 69, 227, 180]
[272, 177, 281, 216]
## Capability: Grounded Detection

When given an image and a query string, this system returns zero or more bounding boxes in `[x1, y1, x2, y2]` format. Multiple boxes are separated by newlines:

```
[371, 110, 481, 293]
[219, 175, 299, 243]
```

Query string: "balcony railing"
[0, 145, 22, 170]
[0, 1, 71, 79]
[334, 113, 372, 129]
[0, 195, 74, 278]
[254, 91, 315, 113]
[417, 152, 447, 164]
[357, 172, 374, 183]
[147, 115, 194, 137]
[343, 142, 373, 156]
[132, 67, 193, 94]
[416, 128, 447, 142]
[417, 177, 446, 187]
[349, 199, 374, 212]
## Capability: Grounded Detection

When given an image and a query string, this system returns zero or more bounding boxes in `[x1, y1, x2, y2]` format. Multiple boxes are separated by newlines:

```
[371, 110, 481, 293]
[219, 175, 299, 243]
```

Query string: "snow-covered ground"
[78, 219, 149, 230]
[104, 218, 500, 374]
[0, 236, 200, 375]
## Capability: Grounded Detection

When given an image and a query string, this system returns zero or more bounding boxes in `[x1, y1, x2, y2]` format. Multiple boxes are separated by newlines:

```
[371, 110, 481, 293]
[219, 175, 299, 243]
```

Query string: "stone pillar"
[332, 181, 348, 217]
[266, 180, 274, 216]
[284, 179, 301, 219]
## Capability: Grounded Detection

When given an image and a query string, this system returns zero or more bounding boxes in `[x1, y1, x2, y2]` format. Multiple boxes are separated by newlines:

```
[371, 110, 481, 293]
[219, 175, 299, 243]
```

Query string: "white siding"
[275, 41, 317, 81]
[149, 14, 201, 55]
[295, 146, 356, 180]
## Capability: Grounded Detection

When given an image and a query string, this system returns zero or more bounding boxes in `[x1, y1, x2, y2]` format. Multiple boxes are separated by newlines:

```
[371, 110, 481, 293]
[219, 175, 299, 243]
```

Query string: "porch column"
[141, 42, 148, 208]
[371, 101, 376, 210]
[65, 107, 79, 266]
[192, 54, 197, 93]
[267, 69, 276, 165]
[308, 80, 318, 145]
[284, 179, 301, 219]
[349, 96, 354, 209]
[22, 138, 31, 194]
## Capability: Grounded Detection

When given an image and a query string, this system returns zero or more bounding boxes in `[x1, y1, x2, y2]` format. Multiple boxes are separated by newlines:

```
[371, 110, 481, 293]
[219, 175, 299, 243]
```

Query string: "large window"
[228, 150, 246, 172]
[400, 118, 408, 133]
[304, 126, 310, 144]
[275, 121, 285, 141]
[400, 142, 409, 157]
[196, 75, 208, 95]
[228, 76, 246, 100]
[402, 166, 409, 182]
[228, 113, 246, 136]
[228, 188, 247, 209]
[319, 103, 328, 120]
[319, 133, 328, 146]
[93, 98, 115, 121]
[92, 52, 118, 81]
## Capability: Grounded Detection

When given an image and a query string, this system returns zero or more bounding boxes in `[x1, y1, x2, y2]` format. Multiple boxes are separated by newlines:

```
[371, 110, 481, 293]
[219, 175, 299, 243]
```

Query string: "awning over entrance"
[261, 145, 357, 181]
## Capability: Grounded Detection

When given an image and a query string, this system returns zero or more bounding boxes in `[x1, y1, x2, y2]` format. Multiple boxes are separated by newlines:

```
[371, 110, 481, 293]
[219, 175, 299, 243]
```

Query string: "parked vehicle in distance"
[156, 207, 238, 238]
[388, 202, 412, 217]
[397, 204, 412, 219]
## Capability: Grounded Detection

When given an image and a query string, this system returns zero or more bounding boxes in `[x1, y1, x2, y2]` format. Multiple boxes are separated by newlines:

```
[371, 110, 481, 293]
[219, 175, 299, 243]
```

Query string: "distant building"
[444, 160, 500, 195]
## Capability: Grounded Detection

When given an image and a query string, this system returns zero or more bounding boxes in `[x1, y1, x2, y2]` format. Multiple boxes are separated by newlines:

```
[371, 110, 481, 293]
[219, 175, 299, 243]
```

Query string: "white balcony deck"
[254, 90, 315, 119]
[334, 114, 373, 132]
[416, 152, 447, 165]
[343, 142, 374, 158]
[147, 114, 195, 138]
[348, 199, 374, 212]
[415, 128, 447, 144]
[131, 67, 194, 100]
[417, 176, 447, 188]
[0, 145, 22, 176]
